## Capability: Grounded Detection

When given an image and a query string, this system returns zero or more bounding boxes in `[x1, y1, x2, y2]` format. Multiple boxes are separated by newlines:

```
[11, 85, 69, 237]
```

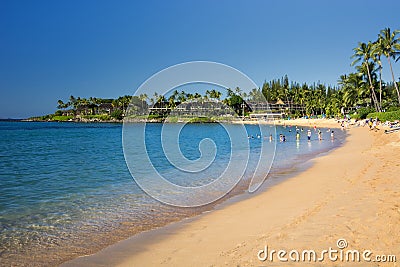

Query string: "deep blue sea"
[0, 121, 346, 266]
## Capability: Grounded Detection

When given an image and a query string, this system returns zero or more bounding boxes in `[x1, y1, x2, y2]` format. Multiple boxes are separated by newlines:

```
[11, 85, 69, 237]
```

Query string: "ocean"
[0, 121, 345, 266]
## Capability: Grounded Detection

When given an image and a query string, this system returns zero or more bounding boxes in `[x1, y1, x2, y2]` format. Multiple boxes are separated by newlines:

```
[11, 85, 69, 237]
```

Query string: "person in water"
[307, 129, 312, 141]
[318, 130, 322, 141]
[331, 130, 334, 140]
[269, 134, 273, 142]
[296, 131, 300, 141]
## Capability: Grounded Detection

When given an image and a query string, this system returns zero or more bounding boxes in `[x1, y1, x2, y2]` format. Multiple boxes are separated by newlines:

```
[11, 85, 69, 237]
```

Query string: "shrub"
[386, 106, 400, 112]
[353, 107, 375, 120]
[52, 115, 73, 121]
[366, 110, 400, 122]
[110, 109, 123, 120]
[82, 114, 111, 120]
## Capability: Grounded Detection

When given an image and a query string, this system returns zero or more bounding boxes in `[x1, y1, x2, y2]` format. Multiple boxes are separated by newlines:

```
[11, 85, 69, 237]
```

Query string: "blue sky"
[1, 0, 399, 118]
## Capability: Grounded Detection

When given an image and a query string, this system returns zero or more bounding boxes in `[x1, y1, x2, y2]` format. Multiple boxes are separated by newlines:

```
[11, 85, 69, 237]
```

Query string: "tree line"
[53, 27, 400, 120]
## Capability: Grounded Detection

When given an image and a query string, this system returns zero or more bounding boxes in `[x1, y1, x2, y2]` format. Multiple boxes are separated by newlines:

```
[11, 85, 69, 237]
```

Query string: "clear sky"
[1, 0, 399, 118]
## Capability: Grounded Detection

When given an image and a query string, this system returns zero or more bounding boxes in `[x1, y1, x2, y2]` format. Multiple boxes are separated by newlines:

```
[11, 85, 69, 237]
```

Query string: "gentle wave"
[0, 121, 345, 266]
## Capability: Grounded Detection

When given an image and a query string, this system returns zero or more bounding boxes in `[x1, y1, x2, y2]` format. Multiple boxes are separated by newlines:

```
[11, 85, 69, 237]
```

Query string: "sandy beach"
[63, 119, 400, 266]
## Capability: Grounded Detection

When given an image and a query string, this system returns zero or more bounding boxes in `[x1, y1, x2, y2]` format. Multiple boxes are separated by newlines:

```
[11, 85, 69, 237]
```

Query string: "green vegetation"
[32, 28, 400, 123]
[351, 107, 375, 120]
[188, 117, 216, 123]
[81, 114, 111, 120]
[110, 110, 123, 120]
[52, 115, 74, 121]
[367, 110, 400, 122]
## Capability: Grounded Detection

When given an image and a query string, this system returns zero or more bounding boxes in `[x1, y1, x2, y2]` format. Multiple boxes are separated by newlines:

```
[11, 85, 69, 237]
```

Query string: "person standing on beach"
[307, 129, 312, 141]
[371, 120, 377, 131]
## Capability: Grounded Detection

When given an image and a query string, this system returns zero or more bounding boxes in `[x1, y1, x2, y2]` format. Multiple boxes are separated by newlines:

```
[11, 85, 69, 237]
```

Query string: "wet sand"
[63, 119, 400, 266]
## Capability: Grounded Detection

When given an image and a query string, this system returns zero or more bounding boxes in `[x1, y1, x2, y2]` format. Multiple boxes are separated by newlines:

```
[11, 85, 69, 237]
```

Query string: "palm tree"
[139, 93, 148, 113]
[168, 93, 176, 109]
[351, 41, 381, 111]
[235, 87, 241, 95]
[152, 92, 159, 106]
[339, 73, 366, 108]
[301, 84, 310, 116]
[378, 28, 400, 105]
[326, 90, 343, 117]
[205, 89, 212, 100]
[356, 62, 379, 107]
[177, 91, 186, 103]
[69, 95, 77, 110]
[211, 89, 222, 100]
[194, 92, 202, 99]
[372, 39, 384, 108]
[57, 100, 65, 110]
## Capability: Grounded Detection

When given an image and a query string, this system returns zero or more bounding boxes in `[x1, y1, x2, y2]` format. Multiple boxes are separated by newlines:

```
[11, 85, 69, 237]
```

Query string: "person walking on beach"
[307, 129, 312, 141]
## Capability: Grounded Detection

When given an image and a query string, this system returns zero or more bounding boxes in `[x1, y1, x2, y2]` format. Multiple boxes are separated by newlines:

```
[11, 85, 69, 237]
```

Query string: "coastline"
[60, 119, 400, 266]
[21, 117, 347, 127]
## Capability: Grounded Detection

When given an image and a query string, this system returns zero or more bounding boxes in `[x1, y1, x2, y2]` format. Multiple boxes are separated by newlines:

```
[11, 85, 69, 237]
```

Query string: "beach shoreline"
[61, 119, 400, 266]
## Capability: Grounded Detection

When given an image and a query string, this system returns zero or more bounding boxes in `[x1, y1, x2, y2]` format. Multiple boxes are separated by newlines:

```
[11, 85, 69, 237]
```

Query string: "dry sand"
[63, 119, 400, 266]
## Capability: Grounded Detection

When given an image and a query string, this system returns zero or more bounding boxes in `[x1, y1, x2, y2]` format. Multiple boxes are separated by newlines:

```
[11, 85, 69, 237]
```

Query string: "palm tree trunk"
[379, 66, 382, 108]
[387, 57, 400, 105]
[365, 62, 381, 112]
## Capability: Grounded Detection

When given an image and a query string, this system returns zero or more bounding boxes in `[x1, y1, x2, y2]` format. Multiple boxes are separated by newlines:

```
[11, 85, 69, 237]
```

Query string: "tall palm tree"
[356, 63, 379, 107]
[235, 87, 241, 95]
[372, 39, 384, 108]
[139, 93, 148, 113]
[152, 92, 159, 106]
[57, 100, 65, 110]
[205, 89, 212, 100]
[378, 28, 400, 105]
[178, 91, 186, 103]
[168, 96, 176, 109]
[339, 73, 366, 108]
[351, 41, 381, 111]
[212, 89, 222, 100]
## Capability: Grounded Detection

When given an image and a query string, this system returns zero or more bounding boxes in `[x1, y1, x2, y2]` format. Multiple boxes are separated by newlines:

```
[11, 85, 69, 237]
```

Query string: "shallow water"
[0, 121, 345, 266]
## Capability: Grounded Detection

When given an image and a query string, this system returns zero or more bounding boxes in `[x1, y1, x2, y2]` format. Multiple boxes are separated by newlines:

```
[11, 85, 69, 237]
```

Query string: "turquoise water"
[0, 121, 345, 266]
